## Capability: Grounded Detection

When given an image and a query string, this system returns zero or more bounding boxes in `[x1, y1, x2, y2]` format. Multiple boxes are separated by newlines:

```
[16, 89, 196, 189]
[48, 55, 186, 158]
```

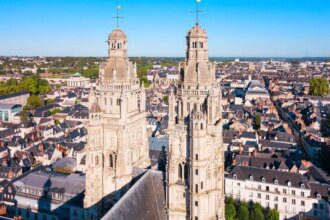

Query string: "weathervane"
[193, 0, 203, 25]
[113, 5, 123, 28]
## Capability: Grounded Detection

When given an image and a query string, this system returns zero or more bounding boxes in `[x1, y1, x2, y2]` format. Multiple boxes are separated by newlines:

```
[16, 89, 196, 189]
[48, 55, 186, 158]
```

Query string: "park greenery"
[309, 78, 330, 97]
[225, 197, 279, 220]
[0, 74, 51, 96]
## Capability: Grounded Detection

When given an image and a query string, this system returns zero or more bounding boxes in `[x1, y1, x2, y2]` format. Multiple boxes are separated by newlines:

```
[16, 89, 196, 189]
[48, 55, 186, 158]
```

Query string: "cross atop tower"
[192, 0, 203, 25]
[113, 5, 123, 28]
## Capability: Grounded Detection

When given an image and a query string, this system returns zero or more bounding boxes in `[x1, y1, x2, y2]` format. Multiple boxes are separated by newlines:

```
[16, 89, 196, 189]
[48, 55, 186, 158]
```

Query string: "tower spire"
[194, 0, 203, 25]
[113, 5, 123, 28]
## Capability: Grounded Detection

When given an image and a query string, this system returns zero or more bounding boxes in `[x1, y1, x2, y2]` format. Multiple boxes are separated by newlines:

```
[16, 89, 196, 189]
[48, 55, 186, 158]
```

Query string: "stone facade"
[84, 28, 150, 219]
[166, 24, 225, 220]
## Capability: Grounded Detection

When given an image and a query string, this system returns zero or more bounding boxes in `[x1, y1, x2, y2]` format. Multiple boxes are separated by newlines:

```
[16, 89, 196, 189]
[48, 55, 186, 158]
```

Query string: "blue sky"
[0, 0, 329, 57]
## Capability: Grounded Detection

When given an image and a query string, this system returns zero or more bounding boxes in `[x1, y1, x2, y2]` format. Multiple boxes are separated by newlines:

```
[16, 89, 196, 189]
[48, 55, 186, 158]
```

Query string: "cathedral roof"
[90, 101, 101, 113]
[187, 24, 207, 38]
[103, 59, 135, 81]
[184, 60, 212, 84]
[101, 170, 166, 220]
[108, 28, 127, 41]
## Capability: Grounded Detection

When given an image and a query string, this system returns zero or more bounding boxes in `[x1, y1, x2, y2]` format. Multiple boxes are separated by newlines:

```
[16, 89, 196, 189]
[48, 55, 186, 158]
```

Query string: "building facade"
[225, 166, 330, 220]
[0, 91, 30, 106]
[166, 23, 225, 220]
[67, 73, 90, 88]
[84, 27, 150, 219]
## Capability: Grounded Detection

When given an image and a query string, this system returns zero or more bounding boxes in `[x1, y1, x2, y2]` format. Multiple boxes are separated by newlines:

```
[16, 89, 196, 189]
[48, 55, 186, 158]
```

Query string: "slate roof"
[14, 170, 85, 196]
[0, 91, 29, 100]
[102, 170, 166, 220]
[227, 166, 310, 189]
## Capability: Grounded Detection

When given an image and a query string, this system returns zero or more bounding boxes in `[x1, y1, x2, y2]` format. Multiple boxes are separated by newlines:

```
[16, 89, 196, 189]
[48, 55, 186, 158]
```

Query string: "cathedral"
[166, 22, 225, 220]
[84, 26, 150, 219]
[84, 3, 224, 220]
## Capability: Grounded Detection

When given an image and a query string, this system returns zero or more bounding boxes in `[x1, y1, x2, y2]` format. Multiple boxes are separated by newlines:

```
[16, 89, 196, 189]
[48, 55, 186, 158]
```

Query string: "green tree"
[20, 77, 38, 94]
[163, 96, 169, 105]
[140, 77, 150, 88]
[309, 78, 330, 97]
[250, 203, 264, 220]
[237, 202, 249, 220]
[20, 109, 29, 125]
[27, 95, 43, 110]
[225, 197, 236, 220]
[81, 67, 99, 79]
[255, 113, 261, 130]
[6, 78, 18, 86]
[266, 208, 279, 220]
[54, 119, 61, 125]
[45, 99, 56, 105]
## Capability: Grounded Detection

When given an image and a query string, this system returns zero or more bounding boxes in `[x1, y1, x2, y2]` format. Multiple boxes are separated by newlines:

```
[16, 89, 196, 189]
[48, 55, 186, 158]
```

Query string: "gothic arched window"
[178, 164, 183, 181]
[109, 154, 114, 168]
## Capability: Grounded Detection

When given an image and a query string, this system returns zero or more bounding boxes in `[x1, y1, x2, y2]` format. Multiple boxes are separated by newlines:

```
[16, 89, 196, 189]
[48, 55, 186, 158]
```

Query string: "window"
[287, 181, 291, 186]
[257, 193, 261, 198]
[292, 199, 296, 205]
[183, 193, 185, 198]
[301, 184, 305, 189]
[292, 190, 295, 195]
[195, 217, 198, 220]
[195, 201, 198, 207]
[195, 154, 198, 160]
[283, 189, 287, 194]
[283, 197, 287, 203]
[266, 186, 269, 191]
[250, 175, 253, 181]
[258, 185, 261, 190]
[313, 203, 318, 209]
[301, 192, 305, 197]
[117, 98, 121, 106]
[301, 201, 305, 206]
[110, 154, 114, 168]
[266, 195, 270, 200]
[201, 182, 203, 190]
[317, 194, 321, 199]
[274, 204, 278, 210]
[274, 179, 278, 184]
[237, 183, 240, 187]
[274, 196, 278, 202]
[195, 169, 198, 175]
[233, 174, 237, 180]
[262, 177, 266, 183]
[178, 164, 183, 181]
[195, 184, 198, 193]
[320, 204, 324, 210]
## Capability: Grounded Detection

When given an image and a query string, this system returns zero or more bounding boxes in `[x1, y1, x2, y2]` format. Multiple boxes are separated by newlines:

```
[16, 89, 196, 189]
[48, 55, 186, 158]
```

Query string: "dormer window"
[262, 177, 266, 183]
[233, 174, 237, 180]
[250, 175, 253, 181]
[274, 179, 278, 185]
[287, 181, 291, 186]
[317, 194, 321, 199]
[301, 183, 305, 189]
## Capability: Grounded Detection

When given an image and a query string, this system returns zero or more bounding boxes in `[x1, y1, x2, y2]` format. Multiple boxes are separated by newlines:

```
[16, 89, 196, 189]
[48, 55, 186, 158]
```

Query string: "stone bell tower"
[84, 9, 150, 219]
[166, 2, 225, 220]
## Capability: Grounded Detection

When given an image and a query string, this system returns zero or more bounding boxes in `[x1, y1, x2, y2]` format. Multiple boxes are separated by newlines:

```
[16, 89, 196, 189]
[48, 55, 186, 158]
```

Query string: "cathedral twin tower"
[84, 6, 225, 220]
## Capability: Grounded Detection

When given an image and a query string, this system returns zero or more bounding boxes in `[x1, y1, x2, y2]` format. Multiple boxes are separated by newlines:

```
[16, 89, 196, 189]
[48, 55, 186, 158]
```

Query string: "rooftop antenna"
[193, 0, 203, 25]
[113, 5, 123, 28]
